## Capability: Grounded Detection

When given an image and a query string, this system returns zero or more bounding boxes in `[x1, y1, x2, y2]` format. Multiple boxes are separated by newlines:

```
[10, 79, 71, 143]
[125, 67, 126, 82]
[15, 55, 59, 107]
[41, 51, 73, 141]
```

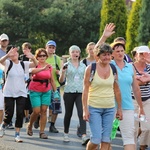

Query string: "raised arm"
[0, 47, 18, 65]
[25, 51, 38, 68]
[95, 23, 115, 48]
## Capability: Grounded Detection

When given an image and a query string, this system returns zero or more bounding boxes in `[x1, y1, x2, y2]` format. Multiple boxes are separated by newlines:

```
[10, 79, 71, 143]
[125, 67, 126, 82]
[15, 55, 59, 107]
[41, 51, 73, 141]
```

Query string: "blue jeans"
[88, 106, 115, 144]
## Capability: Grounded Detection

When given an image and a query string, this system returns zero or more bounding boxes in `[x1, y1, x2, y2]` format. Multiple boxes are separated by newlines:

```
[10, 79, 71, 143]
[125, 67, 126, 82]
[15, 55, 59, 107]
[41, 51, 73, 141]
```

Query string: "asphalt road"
[0, 94, 124, 150]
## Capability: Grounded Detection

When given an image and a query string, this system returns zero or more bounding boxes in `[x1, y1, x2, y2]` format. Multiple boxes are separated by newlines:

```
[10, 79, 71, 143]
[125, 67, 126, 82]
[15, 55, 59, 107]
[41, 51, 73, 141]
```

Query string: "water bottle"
[111, 118, 120, 140]
[134, 113, 148, 122]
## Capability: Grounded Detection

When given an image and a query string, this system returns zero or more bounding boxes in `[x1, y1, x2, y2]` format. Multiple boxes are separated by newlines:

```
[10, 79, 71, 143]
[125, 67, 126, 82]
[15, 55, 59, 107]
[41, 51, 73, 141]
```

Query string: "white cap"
[0, 33, 9, 41]
[136, 46, 150, 53]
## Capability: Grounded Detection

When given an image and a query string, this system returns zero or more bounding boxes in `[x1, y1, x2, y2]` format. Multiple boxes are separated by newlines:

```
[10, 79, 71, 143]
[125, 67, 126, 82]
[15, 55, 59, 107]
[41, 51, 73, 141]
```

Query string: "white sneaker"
[82, 135, 90, 145]
[15, 135, 23, 143]
[0, 128, 5, 138]
[63, 133, 70, 142]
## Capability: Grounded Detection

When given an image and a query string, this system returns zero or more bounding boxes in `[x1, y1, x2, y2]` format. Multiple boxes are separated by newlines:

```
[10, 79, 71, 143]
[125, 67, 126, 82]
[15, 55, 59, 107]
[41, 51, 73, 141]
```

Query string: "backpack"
[82, 59, 87, 66]
[54, 55, 66, 86]
[89, 63, 117, 82]
[2, 60, 25, 87]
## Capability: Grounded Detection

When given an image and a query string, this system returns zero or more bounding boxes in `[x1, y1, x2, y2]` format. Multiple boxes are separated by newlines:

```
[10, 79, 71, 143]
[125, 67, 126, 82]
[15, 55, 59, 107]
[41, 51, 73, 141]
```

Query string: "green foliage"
[126, 0, 142, 55]
[100, 0, 127, 43]
[0, 0, 102, 56]
[137, 0, 150, 45]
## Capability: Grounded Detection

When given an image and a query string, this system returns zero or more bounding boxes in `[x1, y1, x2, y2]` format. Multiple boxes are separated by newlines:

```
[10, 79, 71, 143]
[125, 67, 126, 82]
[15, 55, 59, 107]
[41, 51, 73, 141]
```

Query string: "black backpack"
[89, 63, 117, 82]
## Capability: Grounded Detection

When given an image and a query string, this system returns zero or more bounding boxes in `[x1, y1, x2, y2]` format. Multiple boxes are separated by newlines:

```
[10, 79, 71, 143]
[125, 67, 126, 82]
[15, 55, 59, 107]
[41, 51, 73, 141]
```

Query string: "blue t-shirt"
[111, 60, 134, 110]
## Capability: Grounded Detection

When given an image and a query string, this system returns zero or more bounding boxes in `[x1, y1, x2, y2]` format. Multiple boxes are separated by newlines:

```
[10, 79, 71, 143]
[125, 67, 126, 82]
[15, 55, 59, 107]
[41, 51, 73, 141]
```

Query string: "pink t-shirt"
[29, 65, 52, 92]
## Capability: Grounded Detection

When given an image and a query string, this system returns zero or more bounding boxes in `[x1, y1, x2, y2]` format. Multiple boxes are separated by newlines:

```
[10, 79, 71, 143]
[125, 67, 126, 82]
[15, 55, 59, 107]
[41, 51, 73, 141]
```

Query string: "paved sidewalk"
[0, 94, 124, 150]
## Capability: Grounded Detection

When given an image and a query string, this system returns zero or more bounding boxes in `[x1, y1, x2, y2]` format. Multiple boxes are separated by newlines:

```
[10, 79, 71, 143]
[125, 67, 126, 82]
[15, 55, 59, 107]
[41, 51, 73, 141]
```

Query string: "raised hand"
[25, 51, 34, 59]
[102, 23, 115, 38]
[42, 64, 51, 71]
[7, 47, 18, 57]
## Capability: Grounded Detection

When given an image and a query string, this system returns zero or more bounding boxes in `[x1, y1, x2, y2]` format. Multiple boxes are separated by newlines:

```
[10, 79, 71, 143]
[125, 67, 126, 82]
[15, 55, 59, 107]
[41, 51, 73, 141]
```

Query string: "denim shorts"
[88, 106, 115, 144]
[29, 90, 51, 108]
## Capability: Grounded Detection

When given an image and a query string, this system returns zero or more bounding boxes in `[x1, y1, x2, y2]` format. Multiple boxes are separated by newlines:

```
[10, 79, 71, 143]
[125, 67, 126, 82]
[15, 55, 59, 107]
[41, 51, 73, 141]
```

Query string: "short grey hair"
[69, 45, 81, 52]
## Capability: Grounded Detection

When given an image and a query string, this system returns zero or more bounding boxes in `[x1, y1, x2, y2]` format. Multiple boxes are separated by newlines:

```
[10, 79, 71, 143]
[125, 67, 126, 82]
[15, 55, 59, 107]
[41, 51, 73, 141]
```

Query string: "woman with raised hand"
[27, 48, 59, 139]
[0, 47, 37, 142]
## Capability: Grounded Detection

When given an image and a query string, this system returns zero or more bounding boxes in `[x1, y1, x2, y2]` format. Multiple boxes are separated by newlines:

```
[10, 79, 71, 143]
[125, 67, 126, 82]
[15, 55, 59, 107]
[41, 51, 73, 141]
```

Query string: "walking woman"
[82, 43, 122, 150]
[110, 42, 145, 150]
[59, 45, 89, 145]
[0, 47, 37, 142]
[27, 48, 59, 139]
[131, 46, 150, 150]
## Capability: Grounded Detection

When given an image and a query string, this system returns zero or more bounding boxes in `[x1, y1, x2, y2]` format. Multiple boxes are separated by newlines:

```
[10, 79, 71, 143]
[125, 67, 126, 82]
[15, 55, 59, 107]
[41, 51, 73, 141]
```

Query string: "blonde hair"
[86, 42, 95, 54]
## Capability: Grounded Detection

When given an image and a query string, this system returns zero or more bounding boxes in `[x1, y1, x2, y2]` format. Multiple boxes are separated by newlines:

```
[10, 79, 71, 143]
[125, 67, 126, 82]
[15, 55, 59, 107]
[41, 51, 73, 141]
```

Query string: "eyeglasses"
[37, 54, 47, 57]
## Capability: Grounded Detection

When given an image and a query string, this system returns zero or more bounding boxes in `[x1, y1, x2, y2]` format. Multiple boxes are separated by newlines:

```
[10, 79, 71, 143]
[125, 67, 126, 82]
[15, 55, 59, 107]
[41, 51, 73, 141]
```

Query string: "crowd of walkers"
[0, 23, 150, 150]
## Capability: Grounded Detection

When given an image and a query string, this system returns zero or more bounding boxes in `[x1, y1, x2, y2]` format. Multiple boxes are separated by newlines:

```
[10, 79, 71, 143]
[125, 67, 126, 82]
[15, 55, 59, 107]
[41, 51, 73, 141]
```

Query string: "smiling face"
[35, 48, 48, 63]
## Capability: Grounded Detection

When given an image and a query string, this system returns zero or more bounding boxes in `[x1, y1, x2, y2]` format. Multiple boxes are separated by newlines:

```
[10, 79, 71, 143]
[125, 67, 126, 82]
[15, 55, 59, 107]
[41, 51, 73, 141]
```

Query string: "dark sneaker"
[25, 117, 29, 123]
[77, 125, 82, 137]
[6, 122, 14, 129]
[49, 126, 59, 133]
[82, 136, 90, 145]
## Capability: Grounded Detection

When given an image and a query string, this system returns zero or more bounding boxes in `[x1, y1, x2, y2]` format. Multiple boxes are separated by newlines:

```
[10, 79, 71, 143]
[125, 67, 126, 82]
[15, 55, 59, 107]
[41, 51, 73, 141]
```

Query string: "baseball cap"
[136, 46, 150, 53]
[46, 40, 56, 47]
[0, 33, 9, 41]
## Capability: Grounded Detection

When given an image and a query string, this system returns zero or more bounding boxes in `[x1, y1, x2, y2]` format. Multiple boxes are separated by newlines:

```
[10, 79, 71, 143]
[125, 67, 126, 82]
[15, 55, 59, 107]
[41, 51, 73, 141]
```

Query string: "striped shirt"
[132, 64, 150, 101]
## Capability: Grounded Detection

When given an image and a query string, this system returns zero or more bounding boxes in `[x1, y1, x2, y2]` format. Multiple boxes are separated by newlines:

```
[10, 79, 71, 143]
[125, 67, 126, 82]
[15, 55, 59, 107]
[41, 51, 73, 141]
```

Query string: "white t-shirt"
[3, 60, 30, 98]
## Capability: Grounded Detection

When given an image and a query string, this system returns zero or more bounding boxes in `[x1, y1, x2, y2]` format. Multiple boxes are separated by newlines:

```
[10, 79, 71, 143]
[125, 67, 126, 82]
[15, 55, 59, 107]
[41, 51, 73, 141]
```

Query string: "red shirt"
[29, 66, 52, 92]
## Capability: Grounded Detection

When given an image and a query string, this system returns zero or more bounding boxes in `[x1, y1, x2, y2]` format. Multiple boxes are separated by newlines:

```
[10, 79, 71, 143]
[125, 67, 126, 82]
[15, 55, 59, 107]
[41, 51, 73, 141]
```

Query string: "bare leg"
[39, 105, 48, 133]
[0, 110, 4, 124]
[29, 107, 40, 127]
[100, 142, 110, 150]
[124, 144, 135, 150]
[86, 141, 98, 150]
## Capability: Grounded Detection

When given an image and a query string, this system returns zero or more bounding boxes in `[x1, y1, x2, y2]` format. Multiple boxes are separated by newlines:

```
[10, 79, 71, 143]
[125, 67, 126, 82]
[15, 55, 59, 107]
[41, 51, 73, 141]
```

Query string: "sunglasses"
[37, 54, 47, 57]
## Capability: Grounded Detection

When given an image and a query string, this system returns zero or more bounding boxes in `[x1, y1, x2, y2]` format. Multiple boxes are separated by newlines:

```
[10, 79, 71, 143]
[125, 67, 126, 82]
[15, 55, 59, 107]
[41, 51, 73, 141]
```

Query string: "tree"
[0, 0, 102, 56]
[126, 0, 142, 55]
[137, 0, 150, 45]
[100, 0, 127, 43]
